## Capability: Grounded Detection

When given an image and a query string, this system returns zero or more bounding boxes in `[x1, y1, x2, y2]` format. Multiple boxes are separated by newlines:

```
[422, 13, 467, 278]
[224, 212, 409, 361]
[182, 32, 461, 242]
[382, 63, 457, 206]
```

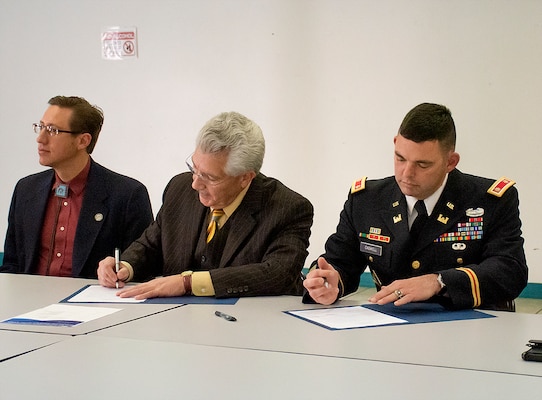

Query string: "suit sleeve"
[0, 185, 21, 273]
[303, 191, 368, 303]
[121, 176, 186, 281]
[210, 192, 314, 297]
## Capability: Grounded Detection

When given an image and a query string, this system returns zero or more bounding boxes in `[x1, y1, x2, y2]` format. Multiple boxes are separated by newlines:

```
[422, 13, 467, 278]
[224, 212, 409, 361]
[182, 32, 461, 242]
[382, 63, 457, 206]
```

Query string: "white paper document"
[1, 304, 121, 327]
[67, 285, 145, 303]
[288, 305, 408, 330]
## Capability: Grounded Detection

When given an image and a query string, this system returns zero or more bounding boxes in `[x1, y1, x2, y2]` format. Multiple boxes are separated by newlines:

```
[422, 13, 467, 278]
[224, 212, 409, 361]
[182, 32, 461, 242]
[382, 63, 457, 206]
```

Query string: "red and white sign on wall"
[101, 27, 138, 60]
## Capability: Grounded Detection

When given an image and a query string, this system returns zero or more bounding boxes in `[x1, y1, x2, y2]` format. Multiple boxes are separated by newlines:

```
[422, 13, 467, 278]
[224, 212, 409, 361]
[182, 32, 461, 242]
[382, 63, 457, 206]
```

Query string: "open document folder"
[60, 285, 239, 305]
[1, 304, 121, 327]
[285, 302, 495, 330]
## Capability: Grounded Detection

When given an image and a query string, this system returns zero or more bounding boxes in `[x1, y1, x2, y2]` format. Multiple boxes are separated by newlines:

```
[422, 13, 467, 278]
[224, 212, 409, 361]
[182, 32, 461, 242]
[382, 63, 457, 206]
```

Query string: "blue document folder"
[60, 285, 239, 305]
[362, 302, 495, 324]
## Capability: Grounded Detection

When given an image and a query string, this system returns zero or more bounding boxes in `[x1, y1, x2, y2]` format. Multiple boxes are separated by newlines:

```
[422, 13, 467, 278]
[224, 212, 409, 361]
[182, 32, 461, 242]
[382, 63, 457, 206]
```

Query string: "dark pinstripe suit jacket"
[122, 172, 314, 297]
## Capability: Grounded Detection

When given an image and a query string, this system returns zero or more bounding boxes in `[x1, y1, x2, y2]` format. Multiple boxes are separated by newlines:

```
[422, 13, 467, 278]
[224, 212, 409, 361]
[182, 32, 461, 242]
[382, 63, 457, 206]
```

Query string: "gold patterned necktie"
[206, 209, 225, 243]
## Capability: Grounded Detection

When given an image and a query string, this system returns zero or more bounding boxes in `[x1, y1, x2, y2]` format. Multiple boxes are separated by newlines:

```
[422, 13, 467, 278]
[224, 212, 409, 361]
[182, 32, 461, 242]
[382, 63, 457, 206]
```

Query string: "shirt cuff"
[191, 271, 215, 296]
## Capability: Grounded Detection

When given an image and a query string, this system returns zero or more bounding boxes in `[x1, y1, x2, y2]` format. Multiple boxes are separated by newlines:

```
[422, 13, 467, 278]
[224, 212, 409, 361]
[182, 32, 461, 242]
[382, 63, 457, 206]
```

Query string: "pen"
[215, 310, 237, 322]
[114, 247, 120, 289]
[371, 269, 382, 290]
[301, 271, 329, 288]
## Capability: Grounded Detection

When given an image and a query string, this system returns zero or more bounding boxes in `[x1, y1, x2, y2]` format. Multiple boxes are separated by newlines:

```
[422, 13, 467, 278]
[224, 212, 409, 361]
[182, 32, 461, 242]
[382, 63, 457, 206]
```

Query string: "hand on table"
[116, 275, 185, 300]
[368, 274, 441, 306]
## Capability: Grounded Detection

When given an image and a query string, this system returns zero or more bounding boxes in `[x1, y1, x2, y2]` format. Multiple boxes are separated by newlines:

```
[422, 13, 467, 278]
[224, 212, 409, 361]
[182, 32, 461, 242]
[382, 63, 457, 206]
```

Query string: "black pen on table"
[114, 247, 120, 289]
[215, 310, 237, 322]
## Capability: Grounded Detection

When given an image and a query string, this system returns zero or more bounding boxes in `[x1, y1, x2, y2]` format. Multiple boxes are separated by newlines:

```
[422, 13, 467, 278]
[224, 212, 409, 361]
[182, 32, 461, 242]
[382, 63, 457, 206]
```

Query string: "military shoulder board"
[487, 176, 515, 197]
[351, 177, 367, 194]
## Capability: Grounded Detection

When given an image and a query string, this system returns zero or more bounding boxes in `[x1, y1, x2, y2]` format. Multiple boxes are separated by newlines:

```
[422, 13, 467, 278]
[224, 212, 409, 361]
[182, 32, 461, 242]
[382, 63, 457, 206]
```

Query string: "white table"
[93, 295, 542, 377]
[0, 330, 66, 362]
[0, 335, 540, 400]
[0, 274, 181, 335]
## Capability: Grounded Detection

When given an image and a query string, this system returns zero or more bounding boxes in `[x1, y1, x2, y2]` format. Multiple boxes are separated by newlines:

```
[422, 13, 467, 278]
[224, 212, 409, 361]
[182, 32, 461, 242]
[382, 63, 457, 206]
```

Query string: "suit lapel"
[163, 178, 207, 269]
[381, 184, 410, 242]
[182, 193, 208, 266]
[23, 172, 55, 272]
[219, 177, 262, 268]
[72, 161, 108, 276]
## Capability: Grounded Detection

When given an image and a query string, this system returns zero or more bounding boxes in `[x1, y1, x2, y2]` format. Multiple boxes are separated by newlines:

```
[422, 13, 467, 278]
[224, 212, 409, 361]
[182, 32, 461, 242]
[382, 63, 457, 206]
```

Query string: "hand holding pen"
[302, 257, 340, 305]
[97, 251, 127, 289]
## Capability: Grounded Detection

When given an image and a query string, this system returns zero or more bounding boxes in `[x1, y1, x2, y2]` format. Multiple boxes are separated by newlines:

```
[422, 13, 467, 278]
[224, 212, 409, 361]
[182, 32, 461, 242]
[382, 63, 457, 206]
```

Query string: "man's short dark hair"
[398, 103, 456, 151]
[48, 96, 104, 154]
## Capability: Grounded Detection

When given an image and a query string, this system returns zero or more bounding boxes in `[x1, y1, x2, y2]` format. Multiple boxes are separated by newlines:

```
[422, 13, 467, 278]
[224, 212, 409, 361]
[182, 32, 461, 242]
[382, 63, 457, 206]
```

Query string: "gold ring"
[394, 289, 404, 299]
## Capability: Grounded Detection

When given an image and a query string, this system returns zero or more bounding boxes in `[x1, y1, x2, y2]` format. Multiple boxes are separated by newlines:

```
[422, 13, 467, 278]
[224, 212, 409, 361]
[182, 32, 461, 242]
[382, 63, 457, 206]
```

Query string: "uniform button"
[227, 288, 232, 294]
[244, 286, 248, 292]
[63, 201, 68, 206]
[60, 226, 65, 231]
[368, 256, 374, 263]
[457, 258, 464, 265]
[56, 252, 62, 258]
[201, 256, 206, 262]
[411, 260, 420, 269]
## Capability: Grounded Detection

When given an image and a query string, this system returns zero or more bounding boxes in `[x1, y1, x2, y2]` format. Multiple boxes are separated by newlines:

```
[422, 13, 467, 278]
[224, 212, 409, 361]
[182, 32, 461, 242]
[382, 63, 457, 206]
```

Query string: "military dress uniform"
[317, 168, 527, 310]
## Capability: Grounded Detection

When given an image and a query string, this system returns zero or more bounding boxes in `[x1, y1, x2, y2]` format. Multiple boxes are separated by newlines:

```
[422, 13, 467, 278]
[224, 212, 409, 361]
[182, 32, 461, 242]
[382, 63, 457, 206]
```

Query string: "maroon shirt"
[36, 160, 91, 276]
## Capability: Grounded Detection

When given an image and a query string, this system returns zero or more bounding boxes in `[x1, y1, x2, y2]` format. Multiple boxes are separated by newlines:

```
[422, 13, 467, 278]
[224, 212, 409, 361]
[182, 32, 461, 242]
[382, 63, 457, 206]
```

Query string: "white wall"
[1, 0, 541, 281]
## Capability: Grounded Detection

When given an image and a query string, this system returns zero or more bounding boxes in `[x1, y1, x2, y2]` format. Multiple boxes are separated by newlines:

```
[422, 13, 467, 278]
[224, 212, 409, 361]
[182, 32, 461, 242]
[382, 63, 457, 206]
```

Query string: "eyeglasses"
[32, 123, 80, 136]
[185, 154, 229, 186]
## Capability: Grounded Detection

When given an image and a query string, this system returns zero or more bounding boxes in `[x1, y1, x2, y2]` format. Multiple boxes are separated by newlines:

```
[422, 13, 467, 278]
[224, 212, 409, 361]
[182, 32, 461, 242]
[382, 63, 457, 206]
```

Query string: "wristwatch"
[181, 270, 193, 295]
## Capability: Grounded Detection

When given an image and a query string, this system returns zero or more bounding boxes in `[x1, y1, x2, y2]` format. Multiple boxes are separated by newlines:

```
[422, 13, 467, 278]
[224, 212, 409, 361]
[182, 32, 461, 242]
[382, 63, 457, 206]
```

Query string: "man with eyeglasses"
[97, 111, 313, 299]
[0, 96, 153, 278]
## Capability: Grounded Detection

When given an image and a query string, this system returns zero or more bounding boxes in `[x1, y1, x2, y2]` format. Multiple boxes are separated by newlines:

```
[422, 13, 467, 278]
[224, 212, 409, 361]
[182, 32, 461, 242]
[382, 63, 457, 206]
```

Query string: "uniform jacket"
[122, 172, 314, 297]
[1, 159, 153, 278]
[319, 169, 527, 310]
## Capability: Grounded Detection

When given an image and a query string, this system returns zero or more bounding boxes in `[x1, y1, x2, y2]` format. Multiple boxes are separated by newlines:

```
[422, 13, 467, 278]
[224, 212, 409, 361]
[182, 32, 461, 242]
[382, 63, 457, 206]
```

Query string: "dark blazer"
[314, 169, 527, 310]
[1, 159, 153, 278]
[122, 172, 314, 297]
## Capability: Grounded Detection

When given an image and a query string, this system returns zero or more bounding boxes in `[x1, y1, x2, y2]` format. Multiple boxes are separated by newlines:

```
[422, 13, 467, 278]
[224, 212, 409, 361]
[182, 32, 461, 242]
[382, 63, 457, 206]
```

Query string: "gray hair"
[196, 111, 265, 176]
